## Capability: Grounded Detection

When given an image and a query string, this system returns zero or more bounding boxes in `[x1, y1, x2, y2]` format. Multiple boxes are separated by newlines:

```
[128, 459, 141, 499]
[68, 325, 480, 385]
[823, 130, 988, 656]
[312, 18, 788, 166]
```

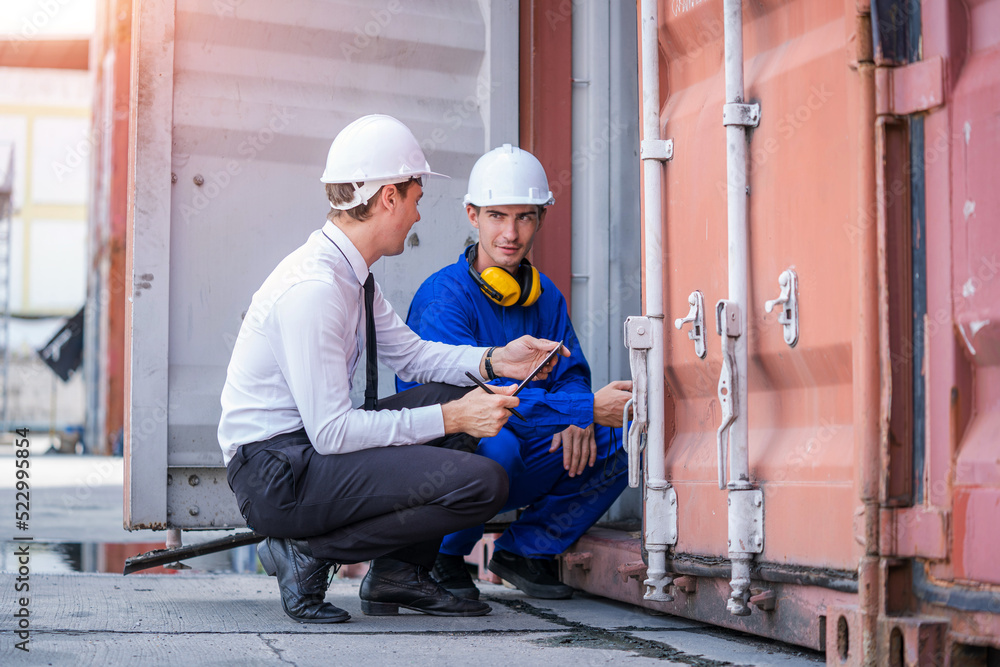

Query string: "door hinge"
[879, 506, 949, 560]
[875, 55, 944, 116]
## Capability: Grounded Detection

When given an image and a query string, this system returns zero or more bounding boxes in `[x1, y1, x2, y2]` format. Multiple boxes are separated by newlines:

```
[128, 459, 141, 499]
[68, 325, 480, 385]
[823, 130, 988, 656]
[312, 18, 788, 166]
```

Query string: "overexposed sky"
[0, 0, 96, 37]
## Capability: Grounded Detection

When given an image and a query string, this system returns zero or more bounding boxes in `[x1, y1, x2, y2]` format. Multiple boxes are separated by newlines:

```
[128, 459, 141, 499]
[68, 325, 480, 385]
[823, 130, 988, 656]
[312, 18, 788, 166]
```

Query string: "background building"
[0, 0, 96, 446]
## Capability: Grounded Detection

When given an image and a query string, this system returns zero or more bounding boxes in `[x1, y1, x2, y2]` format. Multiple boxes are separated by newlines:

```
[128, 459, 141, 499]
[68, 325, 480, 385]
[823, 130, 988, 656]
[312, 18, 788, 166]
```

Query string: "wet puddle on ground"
[0, 540, 261, 575]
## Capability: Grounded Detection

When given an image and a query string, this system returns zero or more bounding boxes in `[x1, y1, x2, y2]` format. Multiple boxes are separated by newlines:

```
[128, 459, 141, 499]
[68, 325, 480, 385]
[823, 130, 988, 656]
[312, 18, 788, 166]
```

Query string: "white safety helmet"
[321, 114, 447, 210]
[464, 144, 555, 208]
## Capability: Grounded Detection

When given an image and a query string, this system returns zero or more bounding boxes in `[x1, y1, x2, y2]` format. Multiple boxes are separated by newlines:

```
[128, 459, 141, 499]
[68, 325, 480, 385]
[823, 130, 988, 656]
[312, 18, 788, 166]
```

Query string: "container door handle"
[624, 316, 652, 488]
[764, 268, 799, 347]
[715, 300, 741, 489]
[674, 290, 707, 359]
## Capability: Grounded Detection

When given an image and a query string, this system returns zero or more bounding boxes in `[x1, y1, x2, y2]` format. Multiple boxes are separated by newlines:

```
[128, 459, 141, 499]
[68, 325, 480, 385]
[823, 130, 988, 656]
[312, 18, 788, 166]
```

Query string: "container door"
[648, 0, 875, 648]
[919, 0, 1000, 642]
[659, 0, 865, 572]
[125, 0, 518, 530]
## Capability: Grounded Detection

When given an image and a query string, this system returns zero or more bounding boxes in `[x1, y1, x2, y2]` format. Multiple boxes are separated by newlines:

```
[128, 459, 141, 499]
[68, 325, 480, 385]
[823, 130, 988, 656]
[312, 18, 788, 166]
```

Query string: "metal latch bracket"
[625, 316, 654, 350]
[764, 268, 799, 347]
[646, 482, 678, 546]
[727, 489, 764, 554]
[624, 316, 652, 489]
[640, 139, 674, 162]
[674, 290, 707, 359]
[722, 103, 761, 127]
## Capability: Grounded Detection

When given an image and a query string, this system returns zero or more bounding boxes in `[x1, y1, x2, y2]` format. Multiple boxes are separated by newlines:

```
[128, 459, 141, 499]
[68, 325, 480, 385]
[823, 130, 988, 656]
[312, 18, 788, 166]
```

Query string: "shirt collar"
[322, 221, 370, 286]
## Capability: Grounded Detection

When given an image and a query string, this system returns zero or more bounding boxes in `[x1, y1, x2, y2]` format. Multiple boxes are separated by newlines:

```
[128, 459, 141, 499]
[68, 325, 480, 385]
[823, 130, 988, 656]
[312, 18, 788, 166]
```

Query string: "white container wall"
[126, 0, 518, 530]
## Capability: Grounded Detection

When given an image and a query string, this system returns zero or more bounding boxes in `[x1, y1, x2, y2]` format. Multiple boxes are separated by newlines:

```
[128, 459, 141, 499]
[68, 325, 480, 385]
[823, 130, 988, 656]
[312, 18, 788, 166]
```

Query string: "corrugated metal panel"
[563, 0, 1000, 659]
[126, 0, 518, 529]
[656, 0, 861, 571]
[922, 0, 1000, 634]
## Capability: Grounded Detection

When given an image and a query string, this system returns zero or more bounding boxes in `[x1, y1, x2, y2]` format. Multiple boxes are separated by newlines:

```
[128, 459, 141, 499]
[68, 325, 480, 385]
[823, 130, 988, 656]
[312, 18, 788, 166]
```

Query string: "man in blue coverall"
[397, 144, 633, 599]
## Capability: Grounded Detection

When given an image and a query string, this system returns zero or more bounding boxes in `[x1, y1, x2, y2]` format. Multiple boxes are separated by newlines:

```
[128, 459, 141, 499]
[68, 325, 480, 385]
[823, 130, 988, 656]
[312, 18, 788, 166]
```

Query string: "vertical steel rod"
[723, 0, 750, 492]
[639, 0, 672, 602]
[722, 0, 755, 617]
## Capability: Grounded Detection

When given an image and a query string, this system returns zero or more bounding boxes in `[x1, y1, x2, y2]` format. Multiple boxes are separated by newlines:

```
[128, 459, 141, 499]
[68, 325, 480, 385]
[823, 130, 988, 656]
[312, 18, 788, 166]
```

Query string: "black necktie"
[363, 272, 378, 410]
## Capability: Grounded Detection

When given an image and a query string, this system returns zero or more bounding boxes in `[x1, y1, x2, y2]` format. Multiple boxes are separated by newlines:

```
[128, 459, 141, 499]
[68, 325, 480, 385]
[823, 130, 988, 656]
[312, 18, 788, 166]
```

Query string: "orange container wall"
[564, 0, 1000, 659]
[657, 0, 867, 571]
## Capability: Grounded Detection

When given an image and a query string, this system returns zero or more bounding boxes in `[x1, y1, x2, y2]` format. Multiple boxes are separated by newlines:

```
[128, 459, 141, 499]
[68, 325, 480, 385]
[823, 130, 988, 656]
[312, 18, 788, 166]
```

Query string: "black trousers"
[226, 383, 508, 568]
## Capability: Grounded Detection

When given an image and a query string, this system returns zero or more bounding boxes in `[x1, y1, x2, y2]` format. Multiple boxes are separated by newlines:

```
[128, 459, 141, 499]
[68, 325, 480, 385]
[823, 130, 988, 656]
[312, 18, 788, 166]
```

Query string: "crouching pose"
[399, 145, 632, 600]
[219, 117, 566, 623]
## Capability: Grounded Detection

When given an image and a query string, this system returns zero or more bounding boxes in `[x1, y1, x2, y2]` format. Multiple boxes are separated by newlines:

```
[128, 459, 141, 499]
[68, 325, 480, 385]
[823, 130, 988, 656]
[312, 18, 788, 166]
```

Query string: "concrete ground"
[0, 454, 825, 666]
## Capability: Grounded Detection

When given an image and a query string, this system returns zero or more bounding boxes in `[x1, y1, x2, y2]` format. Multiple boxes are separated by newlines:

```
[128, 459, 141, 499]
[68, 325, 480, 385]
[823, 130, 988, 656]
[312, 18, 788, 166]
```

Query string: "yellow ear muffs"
[481, 267, 522, 306]
[515, 263, 542, 306]
[465, 244, 544, 307]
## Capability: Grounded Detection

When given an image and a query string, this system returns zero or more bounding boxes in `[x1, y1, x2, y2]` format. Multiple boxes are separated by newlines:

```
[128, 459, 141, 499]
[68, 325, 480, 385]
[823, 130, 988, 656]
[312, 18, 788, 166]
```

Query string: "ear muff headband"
[465, 245, 543, 307]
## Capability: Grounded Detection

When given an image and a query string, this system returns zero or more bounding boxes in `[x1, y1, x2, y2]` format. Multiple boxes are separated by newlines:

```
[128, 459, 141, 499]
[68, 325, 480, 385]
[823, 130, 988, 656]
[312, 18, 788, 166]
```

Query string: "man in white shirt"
[219, 115, 565, 624]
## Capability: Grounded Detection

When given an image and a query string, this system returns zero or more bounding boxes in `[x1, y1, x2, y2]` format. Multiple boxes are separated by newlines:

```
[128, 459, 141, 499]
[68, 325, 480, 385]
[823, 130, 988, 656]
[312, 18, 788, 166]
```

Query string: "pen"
[464, 371, 526, 421]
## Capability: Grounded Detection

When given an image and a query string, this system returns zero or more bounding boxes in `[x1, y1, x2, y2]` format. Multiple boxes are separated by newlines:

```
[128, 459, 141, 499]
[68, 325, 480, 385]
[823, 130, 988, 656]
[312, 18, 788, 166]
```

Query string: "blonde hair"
[326, 180, 416, 223]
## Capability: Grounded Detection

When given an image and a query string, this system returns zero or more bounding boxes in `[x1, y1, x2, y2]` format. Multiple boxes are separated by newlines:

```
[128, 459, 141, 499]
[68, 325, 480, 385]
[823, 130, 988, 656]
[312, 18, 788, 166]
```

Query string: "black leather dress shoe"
[488, 549, 574, 599]
[257, 537, 350, 623]
[430, 553, 481, 600]
[359, 557, 491, 616]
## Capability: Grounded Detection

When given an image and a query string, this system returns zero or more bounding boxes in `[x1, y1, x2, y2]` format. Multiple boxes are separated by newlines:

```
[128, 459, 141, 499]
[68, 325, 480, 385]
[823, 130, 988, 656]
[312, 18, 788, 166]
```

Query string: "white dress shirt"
[218, 221, 488, 465]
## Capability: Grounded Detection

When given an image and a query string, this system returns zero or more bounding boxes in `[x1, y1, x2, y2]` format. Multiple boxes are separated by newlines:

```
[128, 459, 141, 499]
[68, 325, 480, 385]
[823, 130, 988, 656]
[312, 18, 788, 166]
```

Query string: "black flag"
[38, 306, 85, 382]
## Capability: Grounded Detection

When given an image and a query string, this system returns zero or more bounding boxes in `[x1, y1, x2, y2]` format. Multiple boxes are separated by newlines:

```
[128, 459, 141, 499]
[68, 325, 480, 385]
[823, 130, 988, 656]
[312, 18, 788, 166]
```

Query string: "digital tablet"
[512, 341, 564, 396]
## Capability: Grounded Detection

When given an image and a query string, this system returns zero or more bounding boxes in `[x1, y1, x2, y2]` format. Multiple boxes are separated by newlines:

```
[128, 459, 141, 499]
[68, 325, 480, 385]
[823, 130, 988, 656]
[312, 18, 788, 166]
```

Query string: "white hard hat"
[321, 114, 447, 210]
[464, 144, 554, 208]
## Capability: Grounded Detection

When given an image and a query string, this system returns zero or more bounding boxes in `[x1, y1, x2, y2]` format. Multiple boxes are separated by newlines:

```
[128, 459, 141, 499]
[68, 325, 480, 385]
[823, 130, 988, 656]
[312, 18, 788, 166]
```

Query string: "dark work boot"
[257, 537, 350, 623]
[488, 549, 574, 599]
[430, 553, 480, 600]
[360, 557, 491, 616]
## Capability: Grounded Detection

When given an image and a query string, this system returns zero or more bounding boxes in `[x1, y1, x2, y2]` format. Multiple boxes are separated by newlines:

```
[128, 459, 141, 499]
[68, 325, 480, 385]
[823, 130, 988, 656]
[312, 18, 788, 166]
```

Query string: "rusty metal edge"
[562, 529, 856, 652]
[123, 531, 263, 575]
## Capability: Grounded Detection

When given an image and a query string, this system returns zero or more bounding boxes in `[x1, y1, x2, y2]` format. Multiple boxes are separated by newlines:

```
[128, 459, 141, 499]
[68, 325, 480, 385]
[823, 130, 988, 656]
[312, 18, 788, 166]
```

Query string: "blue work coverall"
[397, 250, 627, 558]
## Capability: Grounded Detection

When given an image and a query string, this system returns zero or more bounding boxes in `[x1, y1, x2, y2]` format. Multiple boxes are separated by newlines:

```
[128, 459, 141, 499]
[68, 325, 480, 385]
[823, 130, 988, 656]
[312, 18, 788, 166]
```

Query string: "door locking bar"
[623, 316, 652, 489]
[715, 299, 741, 489]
